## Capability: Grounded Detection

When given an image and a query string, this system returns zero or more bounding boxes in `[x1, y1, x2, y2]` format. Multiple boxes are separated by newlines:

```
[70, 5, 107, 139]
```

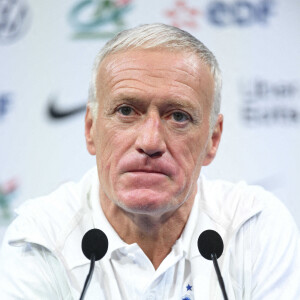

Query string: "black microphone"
[80, 229, 109, 300]
[198, 230, 228, 300]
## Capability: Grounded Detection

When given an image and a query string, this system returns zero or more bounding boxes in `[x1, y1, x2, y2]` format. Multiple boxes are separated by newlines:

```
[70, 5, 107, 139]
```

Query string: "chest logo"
[182, 284, 193, 300]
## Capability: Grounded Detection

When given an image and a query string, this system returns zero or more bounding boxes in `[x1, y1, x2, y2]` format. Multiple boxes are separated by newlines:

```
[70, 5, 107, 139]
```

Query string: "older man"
[1, 24, 299, 299]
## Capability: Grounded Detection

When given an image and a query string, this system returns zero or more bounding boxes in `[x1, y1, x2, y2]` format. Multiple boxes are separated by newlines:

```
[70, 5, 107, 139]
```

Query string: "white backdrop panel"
[0, 0, 299, 240]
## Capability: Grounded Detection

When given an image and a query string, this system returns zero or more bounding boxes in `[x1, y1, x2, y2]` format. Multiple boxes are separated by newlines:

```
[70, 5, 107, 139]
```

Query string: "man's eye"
[118, 106, 133, 116]
[172, 111, 189, 122]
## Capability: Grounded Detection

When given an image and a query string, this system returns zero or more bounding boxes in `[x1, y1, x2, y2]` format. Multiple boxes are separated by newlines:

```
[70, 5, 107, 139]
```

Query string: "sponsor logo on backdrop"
[47, 96, 86, 120]
[0, 179, 18, 224]
[165, 0, 275, 30]
[0, 0, 31, 44]
[165, 0, 202, 29]
[207, 0, 274, 26]
[68, 0, 133, 39]
[240, 79, 300, 126]
[0, 92, 12, 119]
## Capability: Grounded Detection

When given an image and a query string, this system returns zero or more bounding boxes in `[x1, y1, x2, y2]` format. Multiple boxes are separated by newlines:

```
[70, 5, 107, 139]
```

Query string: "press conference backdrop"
[1, 0, 300, 240]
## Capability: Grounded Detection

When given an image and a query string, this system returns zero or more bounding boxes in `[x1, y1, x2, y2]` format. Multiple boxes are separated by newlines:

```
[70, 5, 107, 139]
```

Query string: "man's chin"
[115, 189, 178, 215]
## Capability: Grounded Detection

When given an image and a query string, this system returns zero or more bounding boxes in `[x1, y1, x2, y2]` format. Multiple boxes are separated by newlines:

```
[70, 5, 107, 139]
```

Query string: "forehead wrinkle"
[102, 73, 210, 111]
[109, 77, 162, 92]
[175, 64, 214, 110]
[98, 50, 213, 110]
[170, 77, 211, 107]
[108, 77, 204, 105]
[182, 77, 209, 95]
[104, 54, 199, 79]
[100, 52, 203, 88]
[172, 65, 199, 78]
[108, 67, 201, 90]
[103, 55, 140, 72]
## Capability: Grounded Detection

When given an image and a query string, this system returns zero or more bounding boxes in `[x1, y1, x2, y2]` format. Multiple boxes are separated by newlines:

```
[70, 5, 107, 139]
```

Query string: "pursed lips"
[119, 157, 176, 178]
[121, 165, 174, 177]
[128, 169, 166, 175]
[126, 169, 168, 176]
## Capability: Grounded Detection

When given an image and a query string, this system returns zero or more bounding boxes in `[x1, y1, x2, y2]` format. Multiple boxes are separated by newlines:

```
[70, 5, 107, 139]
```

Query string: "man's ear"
[203, 114, 223, 166]
[85, 106, 96, 155]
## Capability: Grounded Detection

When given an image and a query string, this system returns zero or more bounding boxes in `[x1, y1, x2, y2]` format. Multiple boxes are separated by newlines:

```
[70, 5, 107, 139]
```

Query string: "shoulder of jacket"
[7, 167, 98, 251]
[199, 176, 278, 231]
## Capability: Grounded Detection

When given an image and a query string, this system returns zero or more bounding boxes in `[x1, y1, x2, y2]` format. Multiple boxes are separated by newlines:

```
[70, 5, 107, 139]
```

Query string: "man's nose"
[135, 113, 166, 158]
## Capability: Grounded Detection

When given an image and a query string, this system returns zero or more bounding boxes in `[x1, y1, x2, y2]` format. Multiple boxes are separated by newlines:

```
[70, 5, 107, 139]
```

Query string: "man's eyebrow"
[111, 96, 145, 106]
[109, 96, 200, 110]
[104, 96, 145, 114]
[160, 99, 199, 110]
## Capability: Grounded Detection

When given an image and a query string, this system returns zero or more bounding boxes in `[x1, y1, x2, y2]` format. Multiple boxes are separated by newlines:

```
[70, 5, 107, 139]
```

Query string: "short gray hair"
[88, 23, 222, 130]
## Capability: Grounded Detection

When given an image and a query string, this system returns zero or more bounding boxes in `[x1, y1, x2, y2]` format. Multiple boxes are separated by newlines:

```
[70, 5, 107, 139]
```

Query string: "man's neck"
[99, 191, 196, 270]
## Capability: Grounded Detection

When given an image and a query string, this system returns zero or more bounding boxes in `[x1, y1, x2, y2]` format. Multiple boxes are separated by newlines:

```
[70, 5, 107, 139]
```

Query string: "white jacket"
[0, 168, 299, 299]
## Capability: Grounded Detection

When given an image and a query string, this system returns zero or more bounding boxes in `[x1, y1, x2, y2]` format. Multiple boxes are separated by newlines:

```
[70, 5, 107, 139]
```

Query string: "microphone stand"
[211, 253, 228, 300]
[79, 254, 96, 300]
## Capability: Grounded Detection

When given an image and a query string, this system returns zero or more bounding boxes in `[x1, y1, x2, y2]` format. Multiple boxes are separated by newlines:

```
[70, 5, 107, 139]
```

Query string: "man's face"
[86, 49, 222, 216]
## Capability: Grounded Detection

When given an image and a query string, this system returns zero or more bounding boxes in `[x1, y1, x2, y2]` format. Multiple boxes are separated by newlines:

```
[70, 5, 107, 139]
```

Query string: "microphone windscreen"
[197, 230, 224, 260]
[81, 229, 108, 261]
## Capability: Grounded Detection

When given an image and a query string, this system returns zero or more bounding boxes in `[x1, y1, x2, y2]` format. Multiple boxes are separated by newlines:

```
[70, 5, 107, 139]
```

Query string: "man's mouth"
[119, 156, 176, 178]
[128, 169, 165, 174]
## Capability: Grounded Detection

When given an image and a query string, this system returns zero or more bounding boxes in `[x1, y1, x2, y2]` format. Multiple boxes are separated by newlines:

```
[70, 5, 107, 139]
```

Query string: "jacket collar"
[183, 176, 264, 260]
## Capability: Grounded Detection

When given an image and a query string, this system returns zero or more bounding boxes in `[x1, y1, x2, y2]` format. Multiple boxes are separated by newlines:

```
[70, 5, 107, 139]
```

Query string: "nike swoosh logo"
[47, 98, 86, 119]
